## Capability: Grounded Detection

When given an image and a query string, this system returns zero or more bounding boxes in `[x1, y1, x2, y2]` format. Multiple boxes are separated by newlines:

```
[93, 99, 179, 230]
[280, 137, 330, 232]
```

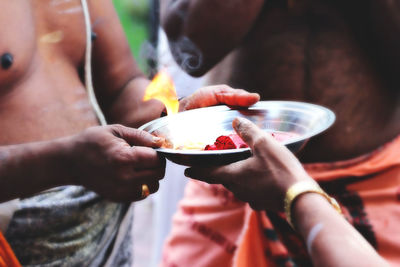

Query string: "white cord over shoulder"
[81, 0, 107, 126]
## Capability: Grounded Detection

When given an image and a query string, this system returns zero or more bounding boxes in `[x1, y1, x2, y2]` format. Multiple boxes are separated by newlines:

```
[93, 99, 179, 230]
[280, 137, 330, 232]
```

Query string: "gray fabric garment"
[105, 206, 134, 267]
[5, 186, 130, 267]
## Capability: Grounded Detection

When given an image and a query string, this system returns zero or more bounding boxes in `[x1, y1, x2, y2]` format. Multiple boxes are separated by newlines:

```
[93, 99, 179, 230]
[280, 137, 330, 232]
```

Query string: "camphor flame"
[143, 70, 179, 115]
[143, 70, 209, 150]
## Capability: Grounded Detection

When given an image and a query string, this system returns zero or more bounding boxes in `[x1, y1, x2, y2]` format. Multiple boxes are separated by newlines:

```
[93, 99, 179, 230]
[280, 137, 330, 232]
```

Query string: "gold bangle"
[284, 180, 342, 229]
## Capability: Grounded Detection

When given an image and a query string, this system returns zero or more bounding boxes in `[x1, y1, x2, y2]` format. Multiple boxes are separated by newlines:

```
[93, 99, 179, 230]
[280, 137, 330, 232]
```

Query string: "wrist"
[284, 180, 342, 229]
[0, 139, 75, 202]
[42, 136, 77, 186]
[292, 192, 346, 255]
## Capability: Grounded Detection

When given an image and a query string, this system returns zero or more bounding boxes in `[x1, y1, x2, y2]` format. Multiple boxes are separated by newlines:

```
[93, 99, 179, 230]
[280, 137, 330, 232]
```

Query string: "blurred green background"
[113, 0, 151, 74]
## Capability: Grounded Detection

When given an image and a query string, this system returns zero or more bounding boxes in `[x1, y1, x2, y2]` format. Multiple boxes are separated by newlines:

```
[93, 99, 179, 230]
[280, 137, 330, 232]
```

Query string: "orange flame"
[143, 70, 179, 115]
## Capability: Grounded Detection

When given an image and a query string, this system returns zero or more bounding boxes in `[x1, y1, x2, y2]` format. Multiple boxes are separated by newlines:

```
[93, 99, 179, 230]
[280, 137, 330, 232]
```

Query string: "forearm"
[105, 76, 165, 128]
[160, 0, 265, 76]
[89, 0, 164, 124]
[0, 139, 72, 202]
[292, 193, 388, 267]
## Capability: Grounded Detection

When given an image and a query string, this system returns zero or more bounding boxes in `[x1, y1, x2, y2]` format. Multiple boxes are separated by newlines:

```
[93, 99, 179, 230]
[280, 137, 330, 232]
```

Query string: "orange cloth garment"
[161, 181, 246, 267]
[161, 135, 400, 267]
[0, 231, 21, 267]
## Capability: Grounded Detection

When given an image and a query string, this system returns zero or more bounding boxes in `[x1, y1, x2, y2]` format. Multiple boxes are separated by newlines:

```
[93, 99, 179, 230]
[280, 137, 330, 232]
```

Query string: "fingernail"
[184, 169, 191, 177]
[233, 117, 245, 128]
[153, 136, 164, 145]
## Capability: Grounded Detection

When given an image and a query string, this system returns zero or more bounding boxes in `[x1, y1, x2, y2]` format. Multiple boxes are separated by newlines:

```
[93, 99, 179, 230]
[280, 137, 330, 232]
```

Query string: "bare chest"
[0, 0, 86, 91]
[207, 2, 400, 161]
[0, 0, 99, 144]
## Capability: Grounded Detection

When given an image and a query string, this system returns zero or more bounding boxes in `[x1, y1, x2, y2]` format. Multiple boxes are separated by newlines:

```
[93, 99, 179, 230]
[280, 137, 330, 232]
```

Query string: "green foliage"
[113, 0, 150, 74]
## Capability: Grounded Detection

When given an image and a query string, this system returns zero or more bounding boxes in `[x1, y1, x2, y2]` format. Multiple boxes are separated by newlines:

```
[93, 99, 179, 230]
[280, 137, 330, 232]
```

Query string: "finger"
[184, 159, 249, 185]
[221, 182, 264, 210]
[185, 161, 269, 210]
[222, 182, 249, 202]
[184, 167, 223, 184]
[214, 89, 260, 107]
[182, 86, 259, 110]
[111, 124, 164, 147]
[134, 167, 166, 182]
[232, 117, 275, 150]
[130, 146, 166, 169]
[114, 181, 160, 202]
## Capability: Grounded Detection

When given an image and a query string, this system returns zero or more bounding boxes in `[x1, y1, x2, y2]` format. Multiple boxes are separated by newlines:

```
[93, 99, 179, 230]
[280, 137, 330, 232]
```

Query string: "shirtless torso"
[0, 1, 161, 265]
[160, 2, 400, 265]
[0, 0, 153, 145]
[0, 2, 261, 264]
[162, 0, 400, 162]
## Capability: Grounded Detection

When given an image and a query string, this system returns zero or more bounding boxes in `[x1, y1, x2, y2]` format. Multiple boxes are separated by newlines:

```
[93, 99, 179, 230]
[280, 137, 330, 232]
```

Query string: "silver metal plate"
[139, 101, 335, 166]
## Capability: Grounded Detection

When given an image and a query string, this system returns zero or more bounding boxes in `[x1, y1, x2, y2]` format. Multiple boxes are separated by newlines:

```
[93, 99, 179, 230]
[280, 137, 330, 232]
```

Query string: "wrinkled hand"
[179, 85, 260, 111]
[184, 117, 313, 211]
[66, 124, 166, 202]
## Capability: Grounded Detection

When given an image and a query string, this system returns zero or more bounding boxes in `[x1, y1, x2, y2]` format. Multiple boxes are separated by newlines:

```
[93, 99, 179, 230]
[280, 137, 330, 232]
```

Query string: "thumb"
[232, 117, 271, 150]
[110, 125, 164, 147]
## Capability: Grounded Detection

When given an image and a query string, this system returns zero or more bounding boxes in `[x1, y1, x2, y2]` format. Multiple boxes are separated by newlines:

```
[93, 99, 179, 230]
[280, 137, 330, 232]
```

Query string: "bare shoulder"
[87, 0, 132, 61]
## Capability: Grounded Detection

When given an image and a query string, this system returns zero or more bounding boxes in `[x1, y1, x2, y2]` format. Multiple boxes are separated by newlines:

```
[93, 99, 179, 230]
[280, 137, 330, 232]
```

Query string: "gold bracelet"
[284, 180, 342, 229]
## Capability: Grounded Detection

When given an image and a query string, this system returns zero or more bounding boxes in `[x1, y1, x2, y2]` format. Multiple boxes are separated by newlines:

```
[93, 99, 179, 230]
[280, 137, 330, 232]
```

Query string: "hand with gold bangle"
[284, 180, 342, 229]
[185, 117, 388, 267]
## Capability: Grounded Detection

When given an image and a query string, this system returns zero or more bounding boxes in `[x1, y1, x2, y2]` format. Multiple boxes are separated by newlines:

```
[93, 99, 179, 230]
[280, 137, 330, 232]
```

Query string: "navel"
[1, 53, 13, 70]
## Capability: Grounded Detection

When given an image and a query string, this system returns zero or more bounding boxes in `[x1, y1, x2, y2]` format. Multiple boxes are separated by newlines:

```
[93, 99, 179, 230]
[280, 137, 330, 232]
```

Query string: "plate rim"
[138, 100, 336, 156]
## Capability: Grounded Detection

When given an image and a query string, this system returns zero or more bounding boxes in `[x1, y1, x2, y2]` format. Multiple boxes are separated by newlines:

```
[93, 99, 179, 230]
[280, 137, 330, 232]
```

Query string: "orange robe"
[0, 231, 20, 267]
[161, 136, 400, 267]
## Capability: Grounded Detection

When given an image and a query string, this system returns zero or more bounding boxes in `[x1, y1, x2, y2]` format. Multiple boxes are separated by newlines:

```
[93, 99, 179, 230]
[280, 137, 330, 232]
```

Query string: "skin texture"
[186, 118, 310, 212]
[161, 0, 400, 163]
[0, 125, 166, 202]
[160, 0, 265, 76]
[0, 0, 259, 203]
[162, 0, 399, 265]
[185, 118, 389, 266]
[179, 85, 260, 111]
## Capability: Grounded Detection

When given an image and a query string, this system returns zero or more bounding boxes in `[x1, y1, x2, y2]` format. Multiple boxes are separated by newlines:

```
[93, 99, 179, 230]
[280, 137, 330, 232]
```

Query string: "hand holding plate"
[179, 85, 260, 111]
[65, 125, 166, 202]
[184, 117, 312, 212]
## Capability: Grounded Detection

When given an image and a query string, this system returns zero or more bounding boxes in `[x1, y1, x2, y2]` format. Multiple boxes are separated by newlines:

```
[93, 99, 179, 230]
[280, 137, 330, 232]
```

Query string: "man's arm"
[87, 1, 260, 128]
[160, 0, 265, 76]
[292, 193, 388, 267]
[0, 125, 165, 203]
[186, 118, 388, 266]
[88, 0, 165, 128]
[0, 139, 69, 202]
